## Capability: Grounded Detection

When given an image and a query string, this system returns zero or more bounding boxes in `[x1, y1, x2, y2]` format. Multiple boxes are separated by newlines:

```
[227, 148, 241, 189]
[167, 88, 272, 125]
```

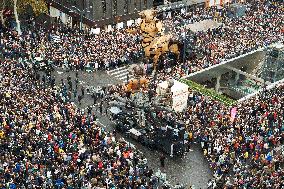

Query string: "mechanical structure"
[128, 9, 181, 72]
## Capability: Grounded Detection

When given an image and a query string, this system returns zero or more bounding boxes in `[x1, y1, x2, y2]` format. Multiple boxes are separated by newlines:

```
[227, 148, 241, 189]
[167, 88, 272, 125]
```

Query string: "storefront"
[49, 6, 72, 26]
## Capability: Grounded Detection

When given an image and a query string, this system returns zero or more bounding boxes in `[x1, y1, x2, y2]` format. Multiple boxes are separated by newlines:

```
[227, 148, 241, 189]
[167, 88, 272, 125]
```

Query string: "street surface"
[50, 49, 267, 187]
[50, 68, 213, 188]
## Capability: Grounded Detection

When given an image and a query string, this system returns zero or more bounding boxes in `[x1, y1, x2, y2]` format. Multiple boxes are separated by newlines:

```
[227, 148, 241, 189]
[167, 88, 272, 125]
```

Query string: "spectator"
[0, 59, 155, 188]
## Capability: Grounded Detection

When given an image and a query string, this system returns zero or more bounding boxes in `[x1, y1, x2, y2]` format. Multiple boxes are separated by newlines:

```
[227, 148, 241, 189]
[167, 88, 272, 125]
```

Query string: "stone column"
[235, 72, 240, 83]
[215, 75, 221, 93]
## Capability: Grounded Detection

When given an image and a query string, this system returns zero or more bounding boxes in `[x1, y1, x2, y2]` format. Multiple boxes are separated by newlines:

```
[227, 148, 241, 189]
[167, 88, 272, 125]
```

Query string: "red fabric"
[98, 161, 103, 169]
[54, 144, 59, 153]
[249, 143, 254, 150]
[273, 112, 277, 120]
[48, 133, 52, 141]
[73, 153, 78, 161]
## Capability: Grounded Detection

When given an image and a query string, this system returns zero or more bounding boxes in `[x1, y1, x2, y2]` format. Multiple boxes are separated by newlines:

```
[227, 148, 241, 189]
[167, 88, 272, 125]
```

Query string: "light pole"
[182, 31, 186, 67]
[80, 11, 83, 30]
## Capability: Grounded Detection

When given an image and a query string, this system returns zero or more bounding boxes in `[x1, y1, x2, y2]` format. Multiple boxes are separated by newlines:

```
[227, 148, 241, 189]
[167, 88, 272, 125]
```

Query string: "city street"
[1, 0, 283, 188]
[50, 68, 213, 188]
[46, 49, 268, 188]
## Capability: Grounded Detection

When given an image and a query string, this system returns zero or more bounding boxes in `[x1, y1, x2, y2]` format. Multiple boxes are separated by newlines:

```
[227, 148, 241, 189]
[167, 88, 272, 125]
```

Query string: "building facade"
[48, 0, 208, 29]
[48, 0, 153, 27]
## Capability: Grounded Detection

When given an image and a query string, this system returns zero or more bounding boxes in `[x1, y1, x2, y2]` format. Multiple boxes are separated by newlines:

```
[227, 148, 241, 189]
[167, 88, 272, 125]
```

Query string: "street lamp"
[181, 30, 186, 67]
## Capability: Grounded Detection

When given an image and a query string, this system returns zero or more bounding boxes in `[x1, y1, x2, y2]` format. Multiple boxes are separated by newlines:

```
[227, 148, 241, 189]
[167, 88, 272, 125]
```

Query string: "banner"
[106, 25, 113, 32]
[135, 18, 142, 25]
[230, 107, 237, 122]
[127, 20, 134, 26]
[90, 28, 100, 34]
[117, 22, 124, 29]
[49, 6, 60, 18]
[209, 0, 215, 6]
[157, 80, 189, 112]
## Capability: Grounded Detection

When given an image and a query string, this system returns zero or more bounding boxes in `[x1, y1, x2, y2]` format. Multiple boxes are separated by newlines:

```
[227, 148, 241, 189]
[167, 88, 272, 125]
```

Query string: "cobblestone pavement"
[50, 68, 213, 189]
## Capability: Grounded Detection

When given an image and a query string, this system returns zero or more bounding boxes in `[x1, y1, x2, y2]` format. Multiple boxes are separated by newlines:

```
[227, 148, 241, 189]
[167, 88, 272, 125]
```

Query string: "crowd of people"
[0, 60, 158, 188]
[1, 1, 283, 75]
[46, 28, 142, 70]
[98, 68, 284, 188]
[0, 0, 283, 188]
[0, 25, 142, 71]
[183, 86, 284, 188]
[99, 69, 284, 188]
[1, 61, 282, 188]
[163, 0, 283, 75]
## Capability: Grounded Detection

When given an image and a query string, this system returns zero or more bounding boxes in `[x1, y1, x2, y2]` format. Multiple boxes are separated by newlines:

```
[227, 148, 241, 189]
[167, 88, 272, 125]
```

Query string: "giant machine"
[128, 9, 181, 72]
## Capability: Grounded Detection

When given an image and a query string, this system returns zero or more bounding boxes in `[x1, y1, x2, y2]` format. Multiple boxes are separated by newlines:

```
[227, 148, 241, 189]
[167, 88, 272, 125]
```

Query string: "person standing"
[100, 88, 105, 99]
[91, 92, 97, 105]
[68, 80, 72, 91]
[87, 106, 92, 115]
[73, 89, 77, 99]
[78, 95, 82, 106]
[160, 154, 165, 168]
[81, 86, 85, 97]
[105, 104, 108, 116]
[99, 102, 103, 114]
[75, 78, 79, 90]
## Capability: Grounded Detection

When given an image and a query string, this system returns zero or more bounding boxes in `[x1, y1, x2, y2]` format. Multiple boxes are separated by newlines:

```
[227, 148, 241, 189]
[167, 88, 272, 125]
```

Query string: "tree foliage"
[180, 79, 237, 106]
[0, 0, 6, 24]
[0, 0, 13, 25]
[18, 0, 48, 16]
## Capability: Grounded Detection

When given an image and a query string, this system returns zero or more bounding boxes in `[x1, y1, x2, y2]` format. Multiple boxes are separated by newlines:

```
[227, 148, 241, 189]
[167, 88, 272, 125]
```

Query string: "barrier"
[238, 78, 284, 102]
[182, 47, 266, 79]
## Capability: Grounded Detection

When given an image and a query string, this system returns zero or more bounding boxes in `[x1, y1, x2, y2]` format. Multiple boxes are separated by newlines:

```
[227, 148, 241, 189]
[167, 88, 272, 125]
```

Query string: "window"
[124, 0, 129, 14]
[113, 0, 117, 16]
[144, 0, 147, 8]
[134, 0, 137, 10]
[102, 0, 106, 16]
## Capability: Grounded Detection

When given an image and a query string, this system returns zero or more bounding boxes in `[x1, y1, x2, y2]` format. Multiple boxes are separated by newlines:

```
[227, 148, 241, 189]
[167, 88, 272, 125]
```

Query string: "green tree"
[0, 0, 13, 26]
[0, 0, 7, 26]
[18, 0, 48, 16]
[13, 0, 48, 35]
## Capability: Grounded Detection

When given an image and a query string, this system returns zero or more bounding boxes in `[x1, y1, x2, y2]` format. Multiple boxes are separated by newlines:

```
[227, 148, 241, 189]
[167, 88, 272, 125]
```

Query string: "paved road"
[50, 68, 213, 189]
[46, 49, 272, 189]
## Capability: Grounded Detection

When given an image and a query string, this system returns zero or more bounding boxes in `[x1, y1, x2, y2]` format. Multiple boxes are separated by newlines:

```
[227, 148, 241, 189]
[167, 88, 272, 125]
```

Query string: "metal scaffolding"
[260, 43, 284, 83]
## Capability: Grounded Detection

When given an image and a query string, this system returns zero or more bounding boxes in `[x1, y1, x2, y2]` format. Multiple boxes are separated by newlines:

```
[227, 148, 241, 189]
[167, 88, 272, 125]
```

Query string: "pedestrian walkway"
[107, 66, 134, 83]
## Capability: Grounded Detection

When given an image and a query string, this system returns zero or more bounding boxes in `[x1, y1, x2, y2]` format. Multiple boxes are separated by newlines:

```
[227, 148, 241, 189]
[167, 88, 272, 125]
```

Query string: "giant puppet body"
[128, 9, 180, 71]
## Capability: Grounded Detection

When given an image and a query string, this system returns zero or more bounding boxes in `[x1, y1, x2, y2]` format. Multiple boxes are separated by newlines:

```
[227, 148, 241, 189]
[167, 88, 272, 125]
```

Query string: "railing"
[180, 79, 237, 106]
[238, 77, 284, 102]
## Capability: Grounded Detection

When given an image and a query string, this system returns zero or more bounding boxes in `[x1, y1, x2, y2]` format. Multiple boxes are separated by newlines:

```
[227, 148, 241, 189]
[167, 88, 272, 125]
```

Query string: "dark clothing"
[81, 87, 85, 97]
[99, 103, 103, 114]
[160, 155, 165, 168]
[92, 93, 97, 104]
[87, 106, 92, 114]
[78, 95, 82, 105]
[75, 78, 79, 90]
